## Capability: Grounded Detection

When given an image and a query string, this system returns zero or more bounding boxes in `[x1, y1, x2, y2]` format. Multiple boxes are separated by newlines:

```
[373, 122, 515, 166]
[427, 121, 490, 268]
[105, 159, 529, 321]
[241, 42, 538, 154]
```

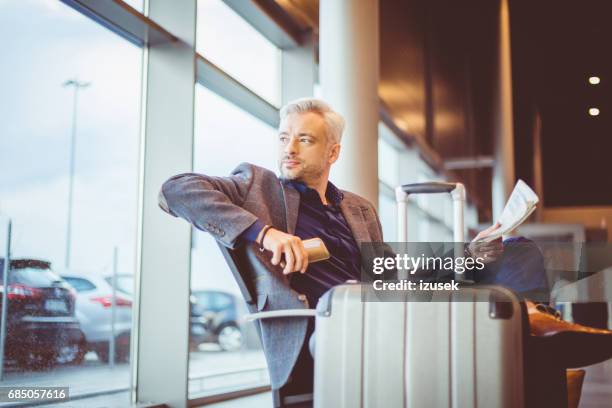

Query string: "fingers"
[479, 247, 504, 263]
[473, 222, 503, 242]
[283, 237, 308, 274]
[271, 244, 282, 266]
[264, 231, 308, 274]
[291, 239, 308, 274]
[479, 239, 502, 250]
[485, 222, 501, 232]
[288, 241, 301, 273]
[282, 243, 295, 275]
[469, 237, 504, 263]
[300, 245, 309, 274]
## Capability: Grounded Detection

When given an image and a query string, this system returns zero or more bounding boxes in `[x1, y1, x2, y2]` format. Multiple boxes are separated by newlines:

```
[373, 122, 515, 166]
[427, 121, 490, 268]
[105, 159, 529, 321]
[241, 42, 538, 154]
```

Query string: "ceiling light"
[589, 107, 600, 116]
[589, 76, 600, 85]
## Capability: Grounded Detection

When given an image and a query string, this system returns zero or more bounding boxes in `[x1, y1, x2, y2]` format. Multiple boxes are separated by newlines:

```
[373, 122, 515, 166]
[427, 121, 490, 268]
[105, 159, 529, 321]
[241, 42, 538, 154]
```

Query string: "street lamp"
[62, 79, 90, 270]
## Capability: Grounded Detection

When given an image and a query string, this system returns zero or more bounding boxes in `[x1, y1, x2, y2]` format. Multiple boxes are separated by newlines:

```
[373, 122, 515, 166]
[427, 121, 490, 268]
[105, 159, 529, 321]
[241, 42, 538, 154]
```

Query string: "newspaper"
[479, 179, 539, 242]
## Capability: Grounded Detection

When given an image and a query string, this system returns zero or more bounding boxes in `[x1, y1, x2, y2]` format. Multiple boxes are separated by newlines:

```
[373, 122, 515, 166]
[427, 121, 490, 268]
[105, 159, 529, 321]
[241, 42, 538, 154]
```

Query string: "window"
[378, 193, 397, 241]
[0, 0, 141, 396]
[188, 85, 276, 398]
[111, 275, 135, 297]
[197, 0, 281, 106]
[63, 277, 97, 292]
[378, 124, 400, 188]
[11, 266, 63, 287]
[123, 0, 144, 13]
[378, 121, 466, 242]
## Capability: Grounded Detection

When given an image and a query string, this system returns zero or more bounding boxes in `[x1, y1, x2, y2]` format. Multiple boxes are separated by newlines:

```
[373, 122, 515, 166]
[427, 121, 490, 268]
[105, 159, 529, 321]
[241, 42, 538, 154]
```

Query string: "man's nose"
[284, 136, 299, 155]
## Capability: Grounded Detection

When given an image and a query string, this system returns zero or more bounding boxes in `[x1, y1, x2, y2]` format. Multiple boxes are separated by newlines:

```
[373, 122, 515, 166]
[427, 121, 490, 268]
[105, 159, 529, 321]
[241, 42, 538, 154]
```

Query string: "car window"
[196, 292, 233, 310]
[110, 276, 134, 295]
[63, 277, 97, 292]
[194, 292, 212, 309]
[213, 293, 232, 309]
[11, 267, 62, 286]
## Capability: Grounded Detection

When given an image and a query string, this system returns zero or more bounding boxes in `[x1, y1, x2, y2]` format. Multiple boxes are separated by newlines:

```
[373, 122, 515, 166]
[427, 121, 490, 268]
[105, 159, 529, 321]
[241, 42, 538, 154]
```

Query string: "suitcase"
[311, 182, 525, 407]
[313, 283, 525, 408]
[246, 182, 527, 407]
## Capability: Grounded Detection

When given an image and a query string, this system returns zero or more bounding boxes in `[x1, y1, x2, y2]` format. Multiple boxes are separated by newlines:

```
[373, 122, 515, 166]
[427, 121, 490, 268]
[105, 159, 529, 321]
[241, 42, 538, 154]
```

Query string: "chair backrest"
[215, 242, 255, 307]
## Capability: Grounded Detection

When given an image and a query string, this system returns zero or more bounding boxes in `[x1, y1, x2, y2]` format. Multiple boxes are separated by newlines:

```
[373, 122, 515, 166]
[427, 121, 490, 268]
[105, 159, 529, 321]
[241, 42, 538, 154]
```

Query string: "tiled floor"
[202, 392, 272, 408]
[204, 359, 612, 408]
[19, 357, 610, 407]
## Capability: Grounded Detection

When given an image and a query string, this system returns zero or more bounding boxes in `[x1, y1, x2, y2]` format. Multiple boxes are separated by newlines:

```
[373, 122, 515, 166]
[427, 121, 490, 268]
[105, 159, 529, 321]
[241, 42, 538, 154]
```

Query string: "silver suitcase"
[312, 182, 525, 407]
[313, 284, 525, 408]
[246, 182, 526, 407]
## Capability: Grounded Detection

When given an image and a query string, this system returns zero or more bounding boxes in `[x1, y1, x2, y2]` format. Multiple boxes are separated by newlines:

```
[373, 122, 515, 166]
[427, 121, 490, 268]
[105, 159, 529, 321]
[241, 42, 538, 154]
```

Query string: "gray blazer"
[159, 162, 384, 390]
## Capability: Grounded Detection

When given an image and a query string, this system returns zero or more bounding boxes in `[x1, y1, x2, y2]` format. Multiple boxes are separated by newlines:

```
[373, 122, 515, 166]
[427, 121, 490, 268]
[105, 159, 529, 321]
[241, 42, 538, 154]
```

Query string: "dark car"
[0, 258, 85, 367]
[191, 290, 244, 351]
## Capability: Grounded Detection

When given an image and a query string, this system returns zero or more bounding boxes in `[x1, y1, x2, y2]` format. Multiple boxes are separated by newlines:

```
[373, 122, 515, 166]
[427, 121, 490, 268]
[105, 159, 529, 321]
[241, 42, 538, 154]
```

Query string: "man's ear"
[329, 143, 341, 164]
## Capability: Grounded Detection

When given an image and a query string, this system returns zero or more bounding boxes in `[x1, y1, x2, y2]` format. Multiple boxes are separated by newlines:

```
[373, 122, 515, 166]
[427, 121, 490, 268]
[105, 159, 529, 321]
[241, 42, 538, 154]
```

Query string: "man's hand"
[469, 222, 503, 264]
[257, 227, 309, 275]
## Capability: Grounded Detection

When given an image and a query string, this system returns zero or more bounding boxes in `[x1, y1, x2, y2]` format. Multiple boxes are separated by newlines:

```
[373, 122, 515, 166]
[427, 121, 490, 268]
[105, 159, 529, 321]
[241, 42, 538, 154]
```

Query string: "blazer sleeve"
[159, 162, 260, 249]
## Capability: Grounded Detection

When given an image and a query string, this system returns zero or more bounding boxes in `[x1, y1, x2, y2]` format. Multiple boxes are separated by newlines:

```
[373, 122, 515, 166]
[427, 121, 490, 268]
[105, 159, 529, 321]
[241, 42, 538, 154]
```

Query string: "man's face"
[277, 112, 339, 184]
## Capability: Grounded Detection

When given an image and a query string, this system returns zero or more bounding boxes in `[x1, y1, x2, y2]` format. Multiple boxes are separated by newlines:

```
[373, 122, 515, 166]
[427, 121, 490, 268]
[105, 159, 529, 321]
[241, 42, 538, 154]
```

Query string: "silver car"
[61, 273, 133, 363]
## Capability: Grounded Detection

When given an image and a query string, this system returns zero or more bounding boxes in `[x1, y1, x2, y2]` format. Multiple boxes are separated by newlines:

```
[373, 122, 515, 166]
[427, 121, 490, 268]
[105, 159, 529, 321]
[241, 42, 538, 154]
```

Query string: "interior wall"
[542, 207, 612, 242]
[379, 0, 499, 221]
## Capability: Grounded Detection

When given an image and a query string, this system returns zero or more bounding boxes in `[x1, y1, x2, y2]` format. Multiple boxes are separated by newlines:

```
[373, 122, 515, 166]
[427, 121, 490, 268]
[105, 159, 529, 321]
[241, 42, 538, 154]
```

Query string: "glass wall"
[189, 0, 285, 397]
[0, 0, 141, 398]
[188, 88, 276, 397]
[197, 0, 281, 107]
[377, 122, 478, 242]
[188, 0, 284, 398]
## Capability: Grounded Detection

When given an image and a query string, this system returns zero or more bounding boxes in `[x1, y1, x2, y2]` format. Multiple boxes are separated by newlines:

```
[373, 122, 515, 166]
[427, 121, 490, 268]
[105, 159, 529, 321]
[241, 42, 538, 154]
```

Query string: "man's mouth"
[282, 159, 301, 167]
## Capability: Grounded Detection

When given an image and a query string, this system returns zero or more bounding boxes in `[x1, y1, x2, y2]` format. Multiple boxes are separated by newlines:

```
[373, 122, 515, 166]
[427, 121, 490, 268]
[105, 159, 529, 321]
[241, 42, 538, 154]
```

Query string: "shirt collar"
[286, 180, 344, 206]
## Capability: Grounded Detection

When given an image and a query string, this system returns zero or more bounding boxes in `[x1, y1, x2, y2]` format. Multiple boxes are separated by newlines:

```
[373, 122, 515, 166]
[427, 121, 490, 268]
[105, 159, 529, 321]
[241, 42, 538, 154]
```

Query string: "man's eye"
[300, 138, 312, 144]
[279, 136, 288, 142]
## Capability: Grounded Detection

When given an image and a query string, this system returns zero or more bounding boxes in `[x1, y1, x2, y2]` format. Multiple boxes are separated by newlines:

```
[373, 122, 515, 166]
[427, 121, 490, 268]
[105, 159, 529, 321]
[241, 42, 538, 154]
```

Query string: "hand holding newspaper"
[477, 179, 539, 242]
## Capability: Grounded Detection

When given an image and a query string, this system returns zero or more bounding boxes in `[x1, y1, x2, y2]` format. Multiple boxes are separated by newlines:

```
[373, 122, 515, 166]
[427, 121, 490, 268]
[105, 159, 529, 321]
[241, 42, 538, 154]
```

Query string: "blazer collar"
[280, 180, 300, 235]
[280, 178, 371, 245]
[339, 200, 371, 245]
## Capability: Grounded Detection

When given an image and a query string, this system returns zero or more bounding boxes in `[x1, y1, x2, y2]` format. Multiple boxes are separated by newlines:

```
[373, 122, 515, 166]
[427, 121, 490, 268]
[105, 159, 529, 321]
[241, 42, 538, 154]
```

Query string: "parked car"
[0, 258, 85, 367]
[61, 273, 132, 363]
[102, 274, 208, 350]
[104, 274, 247, 351]
[191, 290, 244, 351]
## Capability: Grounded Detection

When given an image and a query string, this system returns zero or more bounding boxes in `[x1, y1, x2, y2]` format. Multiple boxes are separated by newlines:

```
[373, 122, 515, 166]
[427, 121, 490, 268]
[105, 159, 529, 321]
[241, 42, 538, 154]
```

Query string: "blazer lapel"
[340, 201, 371, 245]
[281, 181, 300, 235]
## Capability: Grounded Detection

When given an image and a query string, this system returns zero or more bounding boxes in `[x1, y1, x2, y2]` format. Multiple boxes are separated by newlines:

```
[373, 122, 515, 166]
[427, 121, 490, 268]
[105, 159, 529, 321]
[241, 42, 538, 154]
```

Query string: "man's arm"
[159, 163, 309, 273]
[159, 163, 260, 249]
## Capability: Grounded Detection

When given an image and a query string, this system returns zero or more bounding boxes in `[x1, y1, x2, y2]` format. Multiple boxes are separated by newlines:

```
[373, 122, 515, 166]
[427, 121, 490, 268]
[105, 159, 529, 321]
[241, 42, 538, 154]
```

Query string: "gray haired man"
[159, 98, 385, 404]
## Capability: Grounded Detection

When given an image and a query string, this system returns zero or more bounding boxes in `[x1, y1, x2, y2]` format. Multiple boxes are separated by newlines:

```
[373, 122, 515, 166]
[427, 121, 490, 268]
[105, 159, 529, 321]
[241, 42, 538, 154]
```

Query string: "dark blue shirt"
[241, 181, 361, 308]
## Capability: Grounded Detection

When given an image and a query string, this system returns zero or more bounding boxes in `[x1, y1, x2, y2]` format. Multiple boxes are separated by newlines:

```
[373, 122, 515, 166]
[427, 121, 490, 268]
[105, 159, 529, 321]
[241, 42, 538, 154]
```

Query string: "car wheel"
[217, 324, 243, 352]
[97, 345, 130, 363]
[96, 349, 109, 363]
[56, 341, 86, 365]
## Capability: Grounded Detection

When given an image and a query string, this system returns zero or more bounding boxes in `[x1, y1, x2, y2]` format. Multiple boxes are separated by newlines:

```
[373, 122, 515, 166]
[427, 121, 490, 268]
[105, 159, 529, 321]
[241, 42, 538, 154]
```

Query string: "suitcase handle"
[396, 182, 466, 242]
[243, 309, 317, 322]
[400, 182, 459, 195]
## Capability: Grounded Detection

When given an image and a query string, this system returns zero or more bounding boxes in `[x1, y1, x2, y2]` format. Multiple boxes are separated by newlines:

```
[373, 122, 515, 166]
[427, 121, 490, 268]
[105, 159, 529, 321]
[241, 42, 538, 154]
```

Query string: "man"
[159, 98, 612, 405]
[159, 98, 384, 401]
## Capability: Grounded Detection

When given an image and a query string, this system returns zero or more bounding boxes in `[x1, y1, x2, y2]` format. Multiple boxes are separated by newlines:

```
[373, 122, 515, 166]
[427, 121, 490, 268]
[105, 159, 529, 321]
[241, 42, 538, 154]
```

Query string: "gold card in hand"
[303, 238, 330, 263]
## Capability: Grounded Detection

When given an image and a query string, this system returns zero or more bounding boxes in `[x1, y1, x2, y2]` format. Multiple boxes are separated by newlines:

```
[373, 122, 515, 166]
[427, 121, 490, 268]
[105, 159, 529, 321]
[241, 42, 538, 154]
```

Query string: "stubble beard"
[280, 160, 326, 185]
